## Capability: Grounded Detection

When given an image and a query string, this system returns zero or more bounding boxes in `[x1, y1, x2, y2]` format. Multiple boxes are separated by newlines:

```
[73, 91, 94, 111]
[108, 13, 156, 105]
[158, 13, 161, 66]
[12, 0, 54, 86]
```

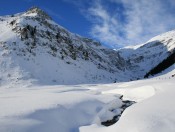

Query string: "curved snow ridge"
[148, 29, 175, 43]
[109, 82, 175, 132]
[0, 85, 123, 132]
[80, 77, 175, 132]
[102, 84, 156, 102]
[120, 86, 155, 102]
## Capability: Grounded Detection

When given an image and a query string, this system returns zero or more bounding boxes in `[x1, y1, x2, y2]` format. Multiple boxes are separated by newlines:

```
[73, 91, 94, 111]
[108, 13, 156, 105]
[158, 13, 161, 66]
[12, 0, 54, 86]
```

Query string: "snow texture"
[0, 7, 175, 132]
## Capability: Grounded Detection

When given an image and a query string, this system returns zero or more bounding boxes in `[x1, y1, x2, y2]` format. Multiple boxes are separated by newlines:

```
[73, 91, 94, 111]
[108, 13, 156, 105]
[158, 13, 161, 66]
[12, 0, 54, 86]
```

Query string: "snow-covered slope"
[118, 30, 175, 79]
[0, 7, 130, 86]
[80, 70, 175, 132]
[1, 7, 175, 132]
[0, 66, 174, 132]
[0, 7, 175, 87]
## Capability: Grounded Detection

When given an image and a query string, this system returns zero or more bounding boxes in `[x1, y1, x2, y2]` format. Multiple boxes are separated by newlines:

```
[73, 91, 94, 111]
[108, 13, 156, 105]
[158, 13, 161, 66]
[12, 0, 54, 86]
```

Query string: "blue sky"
[1, 0, 175, 48]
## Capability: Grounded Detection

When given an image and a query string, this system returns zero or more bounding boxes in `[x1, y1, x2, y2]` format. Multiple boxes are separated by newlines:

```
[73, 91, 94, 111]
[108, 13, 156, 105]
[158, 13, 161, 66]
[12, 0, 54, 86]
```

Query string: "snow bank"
[0, 85, 122, 132]
[80, 76, 175, 132]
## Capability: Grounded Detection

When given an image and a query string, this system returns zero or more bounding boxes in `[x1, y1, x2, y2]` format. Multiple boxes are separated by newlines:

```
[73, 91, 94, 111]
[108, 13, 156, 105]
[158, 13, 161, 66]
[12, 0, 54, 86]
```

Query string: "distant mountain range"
[0, 7, 174, 86]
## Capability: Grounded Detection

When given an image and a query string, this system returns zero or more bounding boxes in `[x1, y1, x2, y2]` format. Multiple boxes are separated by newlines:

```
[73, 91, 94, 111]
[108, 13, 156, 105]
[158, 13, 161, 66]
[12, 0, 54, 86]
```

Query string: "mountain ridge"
[0, 7, 175, 87]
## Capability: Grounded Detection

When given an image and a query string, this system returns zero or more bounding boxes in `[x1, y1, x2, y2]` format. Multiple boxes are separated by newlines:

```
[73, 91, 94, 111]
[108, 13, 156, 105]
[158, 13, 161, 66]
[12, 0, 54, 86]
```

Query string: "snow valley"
[0, 7, 175, 132]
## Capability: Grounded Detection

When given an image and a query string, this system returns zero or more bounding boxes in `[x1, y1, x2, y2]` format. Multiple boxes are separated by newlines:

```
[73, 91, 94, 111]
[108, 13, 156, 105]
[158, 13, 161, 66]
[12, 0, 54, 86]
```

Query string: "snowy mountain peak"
[25, 6, 51, 20]
[0, 8, 175, 87]
[0, 8, 130, 86]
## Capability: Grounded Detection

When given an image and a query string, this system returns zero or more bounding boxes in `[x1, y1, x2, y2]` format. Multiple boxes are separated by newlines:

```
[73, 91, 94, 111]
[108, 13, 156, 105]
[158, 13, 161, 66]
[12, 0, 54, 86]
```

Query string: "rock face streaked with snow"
[118, 30, 175, 79]
[1, 7, 175, 132]
[0, 7, 175, 87]
[0, 7, 129, 86]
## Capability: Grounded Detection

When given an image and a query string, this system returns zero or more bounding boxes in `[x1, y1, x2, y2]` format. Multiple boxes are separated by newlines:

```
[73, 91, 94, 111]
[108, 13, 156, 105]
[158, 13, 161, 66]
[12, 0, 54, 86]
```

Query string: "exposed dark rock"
[145, 50, 175, 78]
[101, 99, 136, 127]
[26, 6, 52, 20]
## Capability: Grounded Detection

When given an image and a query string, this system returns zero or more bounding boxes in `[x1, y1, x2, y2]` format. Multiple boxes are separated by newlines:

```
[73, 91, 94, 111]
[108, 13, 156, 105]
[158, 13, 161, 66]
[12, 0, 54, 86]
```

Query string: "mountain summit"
[0, 7, 128, 86]
[26, 6, 52, 20]
[0, 7, 175, 87]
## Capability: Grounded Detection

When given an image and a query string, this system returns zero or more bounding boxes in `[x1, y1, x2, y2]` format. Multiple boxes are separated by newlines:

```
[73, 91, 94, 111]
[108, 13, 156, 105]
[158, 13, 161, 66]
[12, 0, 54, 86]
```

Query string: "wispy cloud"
[67, 0, 175, 48]
[87, 0, 125, 47]
[118, 0, 175, 45]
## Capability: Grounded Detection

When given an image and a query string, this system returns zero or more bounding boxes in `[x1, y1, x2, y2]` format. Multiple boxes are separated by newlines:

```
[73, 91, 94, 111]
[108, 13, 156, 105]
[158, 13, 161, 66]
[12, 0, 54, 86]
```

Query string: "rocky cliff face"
[0, 7, 174, 87]
[118, 30, 175, 79]
[0, 7, 131, 86]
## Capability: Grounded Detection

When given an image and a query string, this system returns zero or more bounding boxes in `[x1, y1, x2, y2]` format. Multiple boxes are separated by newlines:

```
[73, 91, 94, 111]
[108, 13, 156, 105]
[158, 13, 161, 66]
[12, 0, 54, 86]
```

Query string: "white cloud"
[85, 0, 175, 48]
[87, 1, 125, 47]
